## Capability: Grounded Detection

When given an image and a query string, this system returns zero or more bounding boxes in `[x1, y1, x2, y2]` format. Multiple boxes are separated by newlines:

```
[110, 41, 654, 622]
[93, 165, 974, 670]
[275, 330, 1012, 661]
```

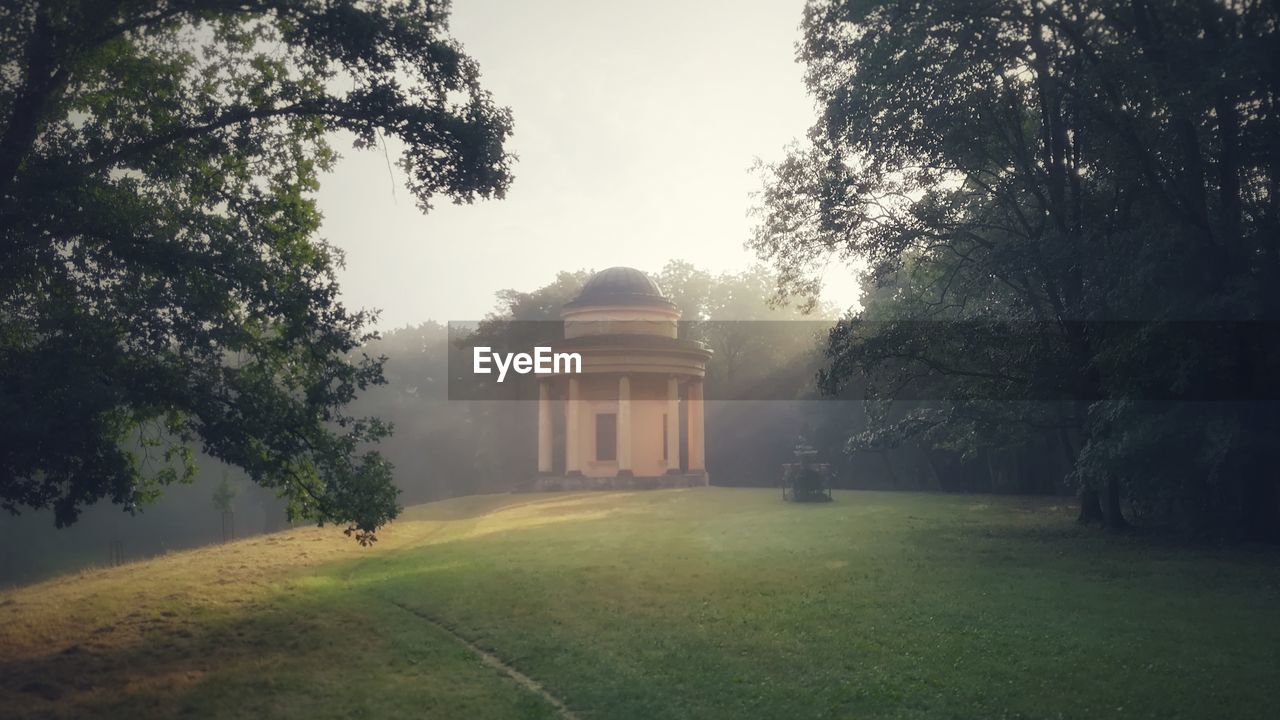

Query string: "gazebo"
[534, 267, 711, 490]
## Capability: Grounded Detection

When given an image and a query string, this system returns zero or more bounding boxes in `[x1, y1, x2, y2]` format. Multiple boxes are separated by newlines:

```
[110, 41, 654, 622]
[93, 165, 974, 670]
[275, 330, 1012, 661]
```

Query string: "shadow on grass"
[0, 570, 557, 720]
[897, 500, 1280, 595]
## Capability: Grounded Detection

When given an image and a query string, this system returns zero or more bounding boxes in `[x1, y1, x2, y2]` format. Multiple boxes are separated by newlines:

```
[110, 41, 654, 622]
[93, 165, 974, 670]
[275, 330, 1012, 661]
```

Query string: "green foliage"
[753, 0, 1280, 537]
[0, 0, 514, 541]
[211, 473, 238, 514]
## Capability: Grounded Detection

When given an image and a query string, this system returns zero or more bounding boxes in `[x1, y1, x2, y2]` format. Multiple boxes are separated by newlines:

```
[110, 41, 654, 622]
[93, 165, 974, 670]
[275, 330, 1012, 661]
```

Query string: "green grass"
[4, 488, 1279, 719]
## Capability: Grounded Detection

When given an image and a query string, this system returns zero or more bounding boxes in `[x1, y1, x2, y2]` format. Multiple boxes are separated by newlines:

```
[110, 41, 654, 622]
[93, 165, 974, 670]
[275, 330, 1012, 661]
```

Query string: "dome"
[565, 267, 675, 309]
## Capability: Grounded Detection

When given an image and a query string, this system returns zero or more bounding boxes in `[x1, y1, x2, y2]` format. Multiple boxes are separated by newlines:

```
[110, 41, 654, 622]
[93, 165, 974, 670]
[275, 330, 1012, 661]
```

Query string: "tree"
[753, 0, 1280, 538]
[0, 0, 514, 543]
[211, 472, 238, 515]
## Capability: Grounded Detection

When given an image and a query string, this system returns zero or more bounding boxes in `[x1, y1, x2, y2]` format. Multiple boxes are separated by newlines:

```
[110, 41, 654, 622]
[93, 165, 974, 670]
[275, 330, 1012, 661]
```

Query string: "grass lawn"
[3, 488, 1278, 719]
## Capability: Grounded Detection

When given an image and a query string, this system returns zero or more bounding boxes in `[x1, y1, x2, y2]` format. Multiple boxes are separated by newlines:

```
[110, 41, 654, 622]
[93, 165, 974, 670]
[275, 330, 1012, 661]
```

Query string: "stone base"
[530, 472, 709, 493]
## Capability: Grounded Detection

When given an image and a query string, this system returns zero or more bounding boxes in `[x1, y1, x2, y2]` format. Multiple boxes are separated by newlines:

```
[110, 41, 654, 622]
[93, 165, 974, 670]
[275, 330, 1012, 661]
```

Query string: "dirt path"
[386, 599, 581, 720]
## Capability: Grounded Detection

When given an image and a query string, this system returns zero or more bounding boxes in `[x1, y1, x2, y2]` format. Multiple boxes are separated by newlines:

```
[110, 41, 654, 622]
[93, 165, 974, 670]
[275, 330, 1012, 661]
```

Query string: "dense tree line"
[752, 0, 1280, 538]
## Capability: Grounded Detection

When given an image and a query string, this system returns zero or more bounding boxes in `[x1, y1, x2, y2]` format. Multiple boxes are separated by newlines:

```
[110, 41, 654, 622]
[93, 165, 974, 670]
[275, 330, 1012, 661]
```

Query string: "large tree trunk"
[0, 8, 75, 197]
[1104, 477, 1131, 531]
[1077, 487, 1104, 525]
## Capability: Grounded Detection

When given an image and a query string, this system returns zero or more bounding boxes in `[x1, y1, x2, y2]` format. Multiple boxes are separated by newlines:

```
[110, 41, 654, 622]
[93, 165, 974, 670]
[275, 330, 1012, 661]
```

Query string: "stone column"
[566, 377, 581, 476]
[617, 375, 632, 476]
[666, 377, 681, 474]
[688, 379, 705, 472]
[537, 380, 553, 474]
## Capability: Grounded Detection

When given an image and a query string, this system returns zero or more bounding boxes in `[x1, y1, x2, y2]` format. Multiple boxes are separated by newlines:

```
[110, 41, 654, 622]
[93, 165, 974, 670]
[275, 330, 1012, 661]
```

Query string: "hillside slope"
[3, 489, 1278, 719]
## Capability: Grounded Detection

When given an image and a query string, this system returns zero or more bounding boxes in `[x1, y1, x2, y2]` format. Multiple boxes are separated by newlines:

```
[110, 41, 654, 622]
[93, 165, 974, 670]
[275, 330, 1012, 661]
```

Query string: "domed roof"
[565, 266, 675, 309]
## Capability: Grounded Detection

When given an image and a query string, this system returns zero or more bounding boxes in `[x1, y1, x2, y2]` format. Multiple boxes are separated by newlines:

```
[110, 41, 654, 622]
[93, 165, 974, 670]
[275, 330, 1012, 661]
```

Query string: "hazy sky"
[315, 0, 860, 330]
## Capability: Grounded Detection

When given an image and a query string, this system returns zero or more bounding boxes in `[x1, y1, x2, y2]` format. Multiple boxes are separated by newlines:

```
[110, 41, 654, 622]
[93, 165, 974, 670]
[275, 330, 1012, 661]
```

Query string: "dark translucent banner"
[445, 320, 1280, 401]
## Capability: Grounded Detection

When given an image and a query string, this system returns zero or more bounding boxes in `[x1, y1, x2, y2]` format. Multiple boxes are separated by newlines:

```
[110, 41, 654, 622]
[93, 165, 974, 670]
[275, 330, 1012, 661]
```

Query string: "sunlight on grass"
[4, 488, 1279, 719]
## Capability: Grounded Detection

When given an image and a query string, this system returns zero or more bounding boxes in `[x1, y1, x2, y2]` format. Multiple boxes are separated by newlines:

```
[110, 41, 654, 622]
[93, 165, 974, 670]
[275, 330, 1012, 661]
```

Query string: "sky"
[315, 0, 861, 330]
